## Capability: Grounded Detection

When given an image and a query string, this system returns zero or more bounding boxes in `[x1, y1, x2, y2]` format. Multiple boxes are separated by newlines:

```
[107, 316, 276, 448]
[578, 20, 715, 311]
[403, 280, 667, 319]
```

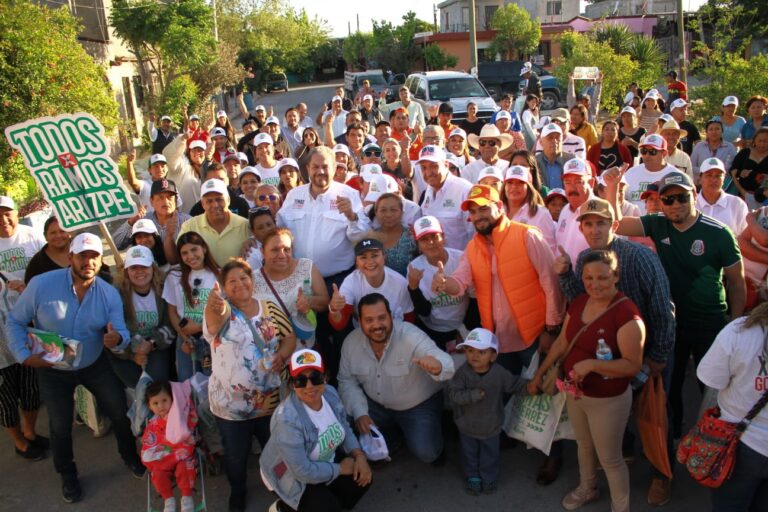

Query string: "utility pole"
[212, 0, 218, 41]
[468, 0, 477, 73]
[356, 13, 360, 33]
[677, 0, 686, 83]
[433, 4, 438, 32]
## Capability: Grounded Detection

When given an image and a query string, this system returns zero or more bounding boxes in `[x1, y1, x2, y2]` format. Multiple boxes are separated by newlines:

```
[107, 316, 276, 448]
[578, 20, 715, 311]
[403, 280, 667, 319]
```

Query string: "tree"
[489, 4, 541, 60]
[342, 32, 374, 71]
[424, 45, 459, 71]
[0, 1, 119, 204]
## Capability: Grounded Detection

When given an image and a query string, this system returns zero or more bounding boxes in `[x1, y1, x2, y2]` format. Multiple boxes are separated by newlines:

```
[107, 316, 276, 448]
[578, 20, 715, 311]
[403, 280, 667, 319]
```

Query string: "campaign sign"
[573, 66, 600, 80]
[4, 113, 136, 230]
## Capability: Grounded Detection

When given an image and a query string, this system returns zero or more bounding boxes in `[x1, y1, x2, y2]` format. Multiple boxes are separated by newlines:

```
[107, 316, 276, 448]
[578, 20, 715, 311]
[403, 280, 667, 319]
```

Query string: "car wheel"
[541, 91, 558, 110]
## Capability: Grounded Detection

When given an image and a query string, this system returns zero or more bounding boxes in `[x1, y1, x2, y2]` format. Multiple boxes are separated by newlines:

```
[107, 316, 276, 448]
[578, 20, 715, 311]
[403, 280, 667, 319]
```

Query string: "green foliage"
[489, 4, 541, 60]
[424, 45, 459, 70]
[0, 1, 119, 205]
[593, 23, 633, 55]
[342, 32, 374, 71]
[159, 76, 198, 125]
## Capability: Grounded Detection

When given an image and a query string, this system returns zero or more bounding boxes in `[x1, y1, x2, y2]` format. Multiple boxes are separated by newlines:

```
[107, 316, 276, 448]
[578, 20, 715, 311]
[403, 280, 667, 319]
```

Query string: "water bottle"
[302, 278, 313, 298]
[631, 363, 651, 390]
[595, 338, 613, 380]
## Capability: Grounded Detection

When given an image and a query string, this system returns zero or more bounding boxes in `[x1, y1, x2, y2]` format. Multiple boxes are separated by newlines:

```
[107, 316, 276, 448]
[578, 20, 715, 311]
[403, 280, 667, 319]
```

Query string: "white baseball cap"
[360, 163, 384, 182]
[659, 113, 674, 124]
[700, 157, 726, 174]
[266, 116, 280, 125]
[644, 89, 660, 101]
[722, 96, 739, 107]
[70, 233, 103, 255]
[623, 92, 635, 105]
[124, 245, 154, 268]
[289, 348, 324, 377]
[365, 174, 398, 202]
[189, 114, 200, 121]
[495, 110, 512, 121]
[456, 327, 498, 353]
[541, 123, 562, 138]
[277, 158, 299, 171]
[211, 127, 227, 138]
[131, 219, 158, 236]
[331, 95, 343, 103]
[476, 166, 504, 184]
[189, 140, 207, 151]
[333, 143, 351, 157]
[239, 166, 260, 179]
[149, 154, 166, 166]
[519, 62, 532, 76]
[620, 106, 637, 116]
[216, 110, 227, 118]
[504, 165, 531, 183]
[670, 99, 688, 110]
[448, 128, 467, 140]
[253, 132, 273, 146]
[545, 188, 567, 203]
[237, 152, 249, 164]
[200, 178, 228, 197]
[413, 215, 443, 240]
[362, 94, 373, 102]
[254, 105, 266, 112]
[160, 115, 172, 122]
[563, 158, 590, 177]
[0, 196, 17, 210]
[417, 145, 446, 163]
[446, 154, 465, 170]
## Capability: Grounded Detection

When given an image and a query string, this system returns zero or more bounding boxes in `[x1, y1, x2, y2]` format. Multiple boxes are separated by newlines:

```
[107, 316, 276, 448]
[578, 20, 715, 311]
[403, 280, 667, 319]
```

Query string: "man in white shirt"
[695, 157, 748, 235]
[555, 158, 597, 263]
[378, 86, 426, 130]
[623, 134, 679, 213]
[338, 293, 454, 464]
[462, 125, 513, 184]
[659, 119, 694, 180]
[296, 102, 315, 129]
[418, 145, 474, 251]
[318, 95, 348, 139]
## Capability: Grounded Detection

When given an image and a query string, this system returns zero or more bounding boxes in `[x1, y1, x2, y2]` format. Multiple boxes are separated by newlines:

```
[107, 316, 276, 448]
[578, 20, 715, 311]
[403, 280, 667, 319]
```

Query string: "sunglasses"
[192, 277, 202, 299]
[293, 371, 325, 388]
[639, 148, 659, 156]
[258, 194, 279, 202]
[479, 140, 497, 147]
[660, 193, 691, 206]
[364, 150, 381, 157]
[249, 205, 271, 214]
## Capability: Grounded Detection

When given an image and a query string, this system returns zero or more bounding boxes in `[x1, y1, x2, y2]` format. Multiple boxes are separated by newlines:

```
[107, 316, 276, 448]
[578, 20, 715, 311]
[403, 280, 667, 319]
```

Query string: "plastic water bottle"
[631, 363, 651, 390]
[595, 338, 613, 380]
[302, 278, 313, 298]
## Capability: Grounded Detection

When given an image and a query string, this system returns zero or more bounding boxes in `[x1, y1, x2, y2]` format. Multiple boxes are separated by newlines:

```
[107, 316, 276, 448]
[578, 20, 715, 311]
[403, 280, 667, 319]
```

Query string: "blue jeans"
[37, 351, 140, 477]
[711, 441, 768, 512]
[366, 391, 443, 463]
[215, 415, 271, 499]
[459, 433, 500, 483]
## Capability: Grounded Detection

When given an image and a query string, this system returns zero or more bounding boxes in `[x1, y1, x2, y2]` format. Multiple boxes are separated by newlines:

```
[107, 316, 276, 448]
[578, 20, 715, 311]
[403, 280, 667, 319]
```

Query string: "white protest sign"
[4, 113, 136, 231]
[573, 66, 600, 80]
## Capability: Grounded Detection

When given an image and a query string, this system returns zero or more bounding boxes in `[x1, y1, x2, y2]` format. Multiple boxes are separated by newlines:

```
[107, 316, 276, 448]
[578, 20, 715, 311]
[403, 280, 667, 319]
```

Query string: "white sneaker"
[268, 500, 282, 512]
[163, 497, 176, 512]
[180, 495, 195, 512]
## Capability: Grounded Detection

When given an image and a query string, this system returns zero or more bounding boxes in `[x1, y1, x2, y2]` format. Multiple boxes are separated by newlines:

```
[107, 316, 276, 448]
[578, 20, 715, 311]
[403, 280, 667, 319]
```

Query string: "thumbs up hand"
[207, 281, 227, 316]
[554, 245, 572, 276]
[103, 322, 122, 349]
[296, 286, 311, 314]
[407, 264, 424, 290]
[329, 283, 347, 314]
[431, 261, 447, 294]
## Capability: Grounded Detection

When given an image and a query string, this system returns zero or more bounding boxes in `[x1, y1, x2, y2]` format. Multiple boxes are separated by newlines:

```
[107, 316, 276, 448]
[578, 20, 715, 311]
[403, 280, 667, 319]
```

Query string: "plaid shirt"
[558, 237, 676, 363]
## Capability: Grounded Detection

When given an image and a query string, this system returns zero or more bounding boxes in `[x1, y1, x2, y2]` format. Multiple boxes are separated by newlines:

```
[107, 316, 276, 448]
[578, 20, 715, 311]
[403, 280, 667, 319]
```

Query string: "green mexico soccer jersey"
[640, 213, 741, 330]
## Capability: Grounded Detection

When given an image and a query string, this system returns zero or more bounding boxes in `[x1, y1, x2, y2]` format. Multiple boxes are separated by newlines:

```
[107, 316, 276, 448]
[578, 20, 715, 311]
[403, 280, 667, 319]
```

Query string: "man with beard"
[434, 184, 564, 483]
[8, 233, 143, 503]
[338, 293, 454, 464]
[282, 107, 302, 155]
[605, 169, 745, 447]
[277, 146, 370, 379]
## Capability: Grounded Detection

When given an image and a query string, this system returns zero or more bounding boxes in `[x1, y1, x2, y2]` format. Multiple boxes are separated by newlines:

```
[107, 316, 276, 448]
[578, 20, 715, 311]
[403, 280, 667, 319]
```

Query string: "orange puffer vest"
[466, 216, 546, 345]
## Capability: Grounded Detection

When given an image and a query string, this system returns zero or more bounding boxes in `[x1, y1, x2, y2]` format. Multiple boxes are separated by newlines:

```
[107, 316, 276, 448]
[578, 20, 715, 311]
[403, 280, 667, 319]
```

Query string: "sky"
[288, 0, 708, 38]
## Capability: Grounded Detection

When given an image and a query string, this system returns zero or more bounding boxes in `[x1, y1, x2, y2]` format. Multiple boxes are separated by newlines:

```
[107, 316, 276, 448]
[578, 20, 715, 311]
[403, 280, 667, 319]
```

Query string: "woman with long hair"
[162, 231, 220, 380]
[503, 165, 556, 252]
[732, 127, 768, 209]
[740, 95, 768, 148]
[638, 92, 663, 133]
[570, 104, 598, 150]
[587, 121, 632, 176]
[277, 158, 304, 199]
[521, 94, 540, 151]
[295, 127, 322, 182]
[509, 149, 546, 196]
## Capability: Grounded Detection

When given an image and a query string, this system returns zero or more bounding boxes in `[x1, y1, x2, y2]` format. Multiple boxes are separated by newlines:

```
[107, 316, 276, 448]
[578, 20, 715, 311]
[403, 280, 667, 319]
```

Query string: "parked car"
[401, 71, 498, 124]
[477, 61, 563, 110]
[344, 70, 389, 100]
[264, 72, 288, 93]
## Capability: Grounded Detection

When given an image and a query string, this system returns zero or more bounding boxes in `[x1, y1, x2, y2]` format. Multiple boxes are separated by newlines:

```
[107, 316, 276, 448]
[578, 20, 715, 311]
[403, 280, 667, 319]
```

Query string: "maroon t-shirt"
[564, 292, 641, 398]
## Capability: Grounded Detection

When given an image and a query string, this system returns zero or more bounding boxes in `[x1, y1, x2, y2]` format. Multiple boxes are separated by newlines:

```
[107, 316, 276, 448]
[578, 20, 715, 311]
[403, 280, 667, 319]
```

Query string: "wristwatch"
[544, 324, 561, 336]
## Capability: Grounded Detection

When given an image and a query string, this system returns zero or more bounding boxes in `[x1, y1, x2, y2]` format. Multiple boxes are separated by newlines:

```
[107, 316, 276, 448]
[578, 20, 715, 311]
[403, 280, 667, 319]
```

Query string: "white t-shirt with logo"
[410, 249, 469, 332]
[132, 290, 159, 338]
[162, 268, 217, 325]
[305, 397, 345, 462]
[623, 163, 678, 214]
[555, 202, 590, 263]
[0, 224, 45, 283]
[697, 317, 768, 457]
[421, 174, 474, 251]
[339, 267, 414, 325]
[255, 163, 281, 187]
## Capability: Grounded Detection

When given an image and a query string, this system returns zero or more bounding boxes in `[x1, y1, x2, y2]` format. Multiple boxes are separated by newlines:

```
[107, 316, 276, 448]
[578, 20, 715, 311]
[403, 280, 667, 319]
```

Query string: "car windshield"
[428, 78, 487, 101]
[267, 73, 284, 81]
[360, 75, 387, 87]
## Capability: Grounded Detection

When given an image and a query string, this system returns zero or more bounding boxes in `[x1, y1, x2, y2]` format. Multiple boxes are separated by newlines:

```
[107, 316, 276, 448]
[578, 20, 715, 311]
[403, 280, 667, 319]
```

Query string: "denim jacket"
[260, 385, 360, 510]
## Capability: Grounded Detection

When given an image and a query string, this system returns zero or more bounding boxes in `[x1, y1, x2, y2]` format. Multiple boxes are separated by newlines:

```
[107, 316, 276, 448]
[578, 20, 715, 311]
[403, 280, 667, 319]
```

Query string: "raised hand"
[601, 163, 630, 188]
[413, 355, 442, 375]
[165, 210, 179, 239]
[431, 261, 447, 294]
[553, 245, 572, 275]
[126, 150, 136, 164]
[296, 286, 311, 314]
[207, 281, 227, 316]
[103, 322, 121, 349]
[329, 283, 346, 313]
[407, 264, 424, 290]
[335, 195, 356, 221]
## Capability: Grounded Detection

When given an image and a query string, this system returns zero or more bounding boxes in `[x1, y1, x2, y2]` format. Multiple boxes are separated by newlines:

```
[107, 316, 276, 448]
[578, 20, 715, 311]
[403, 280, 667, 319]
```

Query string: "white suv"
[403, 71, 498, 124]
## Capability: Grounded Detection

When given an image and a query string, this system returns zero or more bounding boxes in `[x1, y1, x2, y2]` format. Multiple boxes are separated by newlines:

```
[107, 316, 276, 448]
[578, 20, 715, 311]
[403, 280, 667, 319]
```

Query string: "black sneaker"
[62, 474, 82, 503]
[127, 461, 146, 479]
[229, 492, 246, 512]
[15, 442, 45, 461]
[27, 435, 50, 450]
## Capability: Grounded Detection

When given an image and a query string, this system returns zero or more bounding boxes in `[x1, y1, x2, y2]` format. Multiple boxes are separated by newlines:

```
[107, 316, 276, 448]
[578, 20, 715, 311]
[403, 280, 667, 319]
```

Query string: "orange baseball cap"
[461, 185, 500, 211]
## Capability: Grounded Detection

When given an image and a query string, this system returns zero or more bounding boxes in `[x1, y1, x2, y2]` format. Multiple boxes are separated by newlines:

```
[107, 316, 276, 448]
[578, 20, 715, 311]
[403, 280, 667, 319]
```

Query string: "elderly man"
[8, 233, 142, 503]
[177, 178, 250, 267]
[462, 125, 514, 184]
[188, 162, 249, 219]
[338, 293, 454, 464]
[378, 86, 426, 130]
[623, 134, 679, 213]
[418, 145, 473, 251]
[164, 134, 209, 213]
[148, 113, 177, 154]
[659, 119, 693, 179]
[535, 109, 586, 159]
[536, 123, 577, 190]
[555, 196, 677, 506]
[296, 102, 314, 129]
[555, 158, 598, 262]
[0, 196, 46, 462]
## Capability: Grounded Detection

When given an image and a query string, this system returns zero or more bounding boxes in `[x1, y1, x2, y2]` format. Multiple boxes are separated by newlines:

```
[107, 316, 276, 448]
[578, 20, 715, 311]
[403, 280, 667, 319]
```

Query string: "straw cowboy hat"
[467, 124, 515, 151]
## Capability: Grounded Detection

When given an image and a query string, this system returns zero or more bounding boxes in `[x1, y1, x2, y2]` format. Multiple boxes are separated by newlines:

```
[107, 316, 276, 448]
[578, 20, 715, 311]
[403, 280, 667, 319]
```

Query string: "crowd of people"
[1, 68, 767, 512]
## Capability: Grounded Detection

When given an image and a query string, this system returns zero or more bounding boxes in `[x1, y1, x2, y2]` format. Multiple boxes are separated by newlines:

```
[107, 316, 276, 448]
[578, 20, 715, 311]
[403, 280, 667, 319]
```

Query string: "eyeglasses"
[258, 194, 279, 202]
[293, 371, 325, 388]
[640, 148, 659, 156]
[364, 150, 381, 157]
[659, 193, 691, 205]
[479, 140, 497, 147]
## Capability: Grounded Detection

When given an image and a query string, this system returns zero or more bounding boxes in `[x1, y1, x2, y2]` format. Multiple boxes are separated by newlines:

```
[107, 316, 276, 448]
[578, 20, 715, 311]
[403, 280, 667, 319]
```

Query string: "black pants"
[0, 363, 40, 428]
[317, 268, 354, 385]
[278, 474, 371, 512]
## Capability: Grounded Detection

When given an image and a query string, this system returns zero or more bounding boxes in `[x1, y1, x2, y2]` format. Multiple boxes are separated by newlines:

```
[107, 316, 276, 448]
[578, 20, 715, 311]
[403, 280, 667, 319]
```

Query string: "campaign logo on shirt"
[442, 199, 455, 208]
[0, 248, 29, 273]
[293, 198, 305, 209]
[690, 239, 705, 256]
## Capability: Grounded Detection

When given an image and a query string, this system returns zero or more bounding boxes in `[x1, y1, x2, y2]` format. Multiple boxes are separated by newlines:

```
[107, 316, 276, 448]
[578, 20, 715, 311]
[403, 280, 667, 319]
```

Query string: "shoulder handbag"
[541, 296, 629, 396]
[259, 268, 292, 319]
[677, 339, 768, 488]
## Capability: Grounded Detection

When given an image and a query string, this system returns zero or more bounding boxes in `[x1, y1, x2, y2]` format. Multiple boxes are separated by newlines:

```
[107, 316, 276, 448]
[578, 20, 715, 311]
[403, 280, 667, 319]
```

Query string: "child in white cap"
[447, 327, 529, 496]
